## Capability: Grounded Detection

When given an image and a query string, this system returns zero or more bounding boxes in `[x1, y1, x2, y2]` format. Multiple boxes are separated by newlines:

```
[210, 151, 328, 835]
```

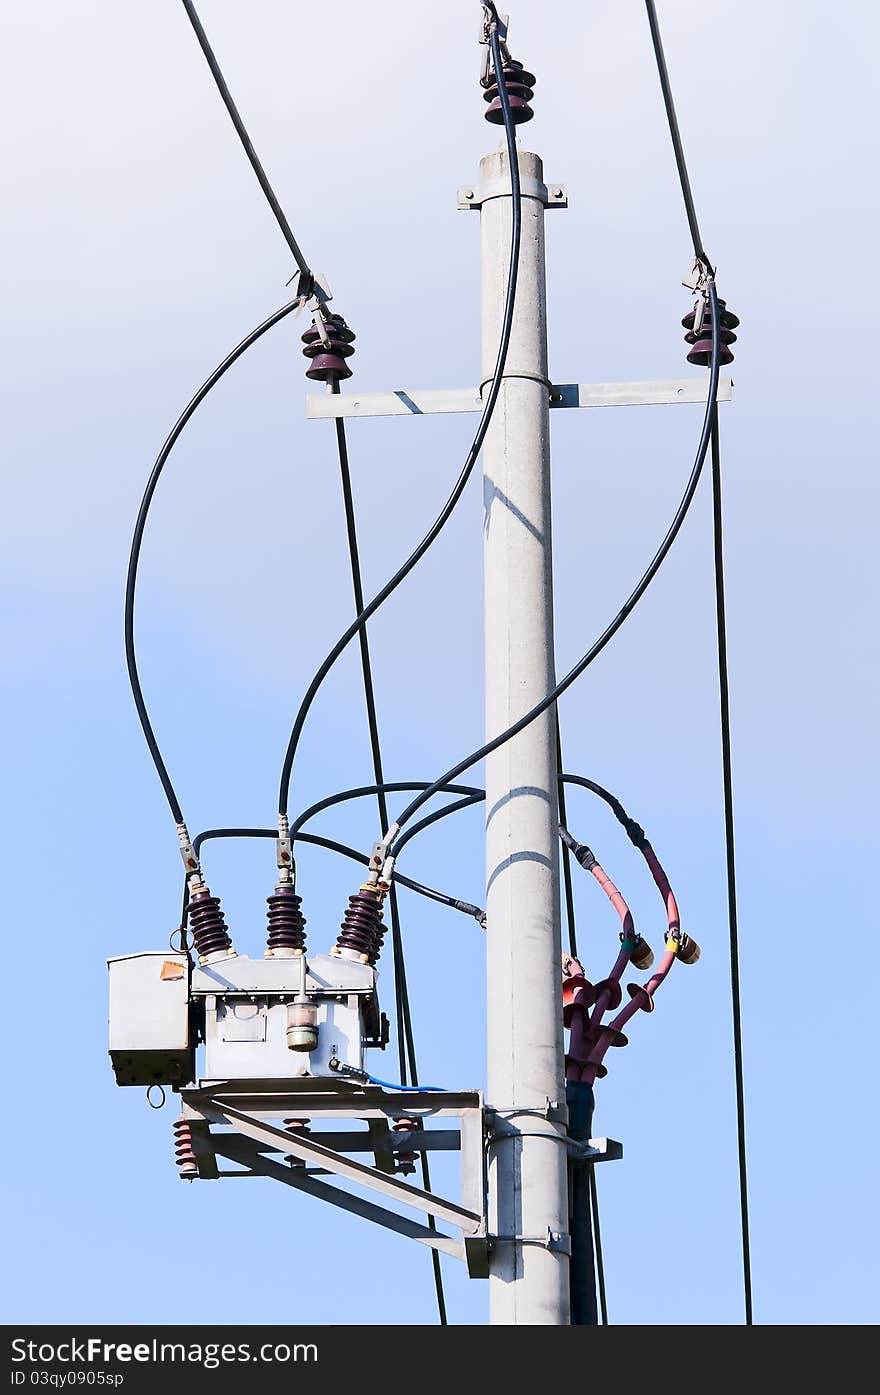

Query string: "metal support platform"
[179, 1077, 620, 1278]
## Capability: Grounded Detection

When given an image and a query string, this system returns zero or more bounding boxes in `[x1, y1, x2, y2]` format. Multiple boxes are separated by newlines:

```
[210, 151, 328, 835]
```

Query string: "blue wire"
[364, 1072, 444, 1093]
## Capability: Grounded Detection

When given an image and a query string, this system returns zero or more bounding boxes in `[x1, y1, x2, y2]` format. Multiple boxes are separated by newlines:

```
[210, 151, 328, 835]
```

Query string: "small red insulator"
[626, 982, 654, 1014]
[592, 976, 624, 1012]
[172, 1118, 198, 1180]
[266, 886, 307, 955]
[562, 970, 595, 1027]
[187, 888, 233, 961]
[392, 1117, 419, 1175]
[283, 1117, 311, 1167]
[483, 60, 536, 125]
[302, 313, 356, 382]
[683, 298, 738, 366]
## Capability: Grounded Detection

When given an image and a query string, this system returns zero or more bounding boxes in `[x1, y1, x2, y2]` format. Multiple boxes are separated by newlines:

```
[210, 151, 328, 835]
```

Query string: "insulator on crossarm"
[265, 885, 307, 956]
[187, 887, 234, 963]
[173, 1118, 198, 1181]
[392, 1117, 420, 1176]
[334, 886, 385, 965]
[683, 299, 739, 366]
[302, 312, 356, 382]
[483, 59, 536, 125]
[283, 1117, 311, 1168]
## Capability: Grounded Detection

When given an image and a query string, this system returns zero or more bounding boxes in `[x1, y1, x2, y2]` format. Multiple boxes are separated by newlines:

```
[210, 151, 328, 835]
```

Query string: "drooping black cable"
[645, 0, 752, 1324]
[190, 826, 477, 917]
[391, 291, 722, 840]
[125, 298, 301, 827]
[710, 417, 753, 1325]
[644, 0, 707, 265]
[330, 396, 446, 1323]
[291, 781, 484, 840]
[393, 794, 485, 856]
[278, 19, 521, 823]
[180, 0, 313, 283]
[292, 775, 651, 866]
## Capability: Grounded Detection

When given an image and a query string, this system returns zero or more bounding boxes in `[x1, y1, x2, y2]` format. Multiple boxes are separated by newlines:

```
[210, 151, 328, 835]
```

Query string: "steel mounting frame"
[180, 1079, 491, 1276]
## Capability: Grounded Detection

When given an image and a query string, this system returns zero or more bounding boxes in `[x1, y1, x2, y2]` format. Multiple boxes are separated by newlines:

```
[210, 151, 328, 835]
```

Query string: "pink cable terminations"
[562, 841, 699, 1086]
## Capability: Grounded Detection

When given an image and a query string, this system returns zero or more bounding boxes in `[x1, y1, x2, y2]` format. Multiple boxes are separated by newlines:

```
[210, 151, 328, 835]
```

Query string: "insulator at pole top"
[302, 310, 355, 383]
[483, 57, 536, 125]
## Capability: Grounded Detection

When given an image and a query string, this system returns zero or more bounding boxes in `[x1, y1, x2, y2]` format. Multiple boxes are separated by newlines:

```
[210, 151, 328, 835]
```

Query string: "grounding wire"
[277, 17, 521, 825]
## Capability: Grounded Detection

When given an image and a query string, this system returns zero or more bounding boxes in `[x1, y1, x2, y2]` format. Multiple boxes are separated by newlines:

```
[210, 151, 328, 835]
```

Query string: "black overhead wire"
[555, 722, 579, 960]
[644, 1, 707, 265]
[329, 388, 447, 1325]
[710, 416, 753, 1325]
[190, 825, 479, 918]
[125, 297, 301, 828]
[390, 293, 722, 839]
[277, 17, 522, 824]
[180, 0, 313, 284]
[589, 1166, 608, 1326]
[291, 781, 483, 840]
[645, 0, 752, 1325]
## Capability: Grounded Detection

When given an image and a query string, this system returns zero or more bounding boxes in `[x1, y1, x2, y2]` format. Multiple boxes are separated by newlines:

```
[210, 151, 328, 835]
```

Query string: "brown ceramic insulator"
[266, 886, 307, 954]
[483, 60, 536, 125]
[336, 888, 385, 964]
[683, 298, 738, 365]
[187, 888, 232, 960]
[302, 313, 356, 382]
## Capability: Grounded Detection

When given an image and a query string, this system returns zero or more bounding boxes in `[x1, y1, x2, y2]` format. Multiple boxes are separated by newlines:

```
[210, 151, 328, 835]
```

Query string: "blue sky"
[2, 1, 877, 1324]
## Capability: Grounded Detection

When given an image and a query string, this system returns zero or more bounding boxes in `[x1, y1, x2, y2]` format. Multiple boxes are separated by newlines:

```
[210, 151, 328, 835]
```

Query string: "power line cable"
[329, 388, 447, 1323]
[556, 722, 579, 959]
[277, 18, 522, 824]
[644, 0, 752, 1324]
[292, 781, 484, 840]
[190, 827, 480, 919]
[589, 1165, 608, 1325]
[125, 297, 301, 827]
[390, 296, 722, 839]
[710, 416, 752, 1324]
[181, 0, 313, 283]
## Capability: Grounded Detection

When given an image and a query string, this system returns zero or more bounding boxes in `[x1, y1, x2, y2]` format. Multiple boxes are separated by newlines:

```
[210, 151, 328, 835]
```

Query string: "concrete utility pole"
[479, 144, 570, 1325]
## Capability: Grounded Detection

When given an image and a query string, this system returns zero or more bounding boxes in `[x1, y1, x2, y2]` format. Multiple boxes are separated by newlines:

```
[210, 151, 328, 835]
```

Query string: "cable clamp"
[682, 256, 716, 334]
[479, 6, 510, 86]
[489, 1229, 571, 1256]
[286, 267, 333, 311]
[176, 822, 203, 885]
[487, 1098, 567, 1126]
[276, 814, 295, 886]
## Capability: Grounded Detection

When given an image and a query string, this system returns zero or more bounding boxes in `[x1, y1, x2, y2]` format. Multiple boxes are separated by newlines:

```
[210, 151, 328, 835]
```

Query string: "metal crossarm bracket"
[306, 377, 733, 421]
[180, 1081, 491, 1277]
